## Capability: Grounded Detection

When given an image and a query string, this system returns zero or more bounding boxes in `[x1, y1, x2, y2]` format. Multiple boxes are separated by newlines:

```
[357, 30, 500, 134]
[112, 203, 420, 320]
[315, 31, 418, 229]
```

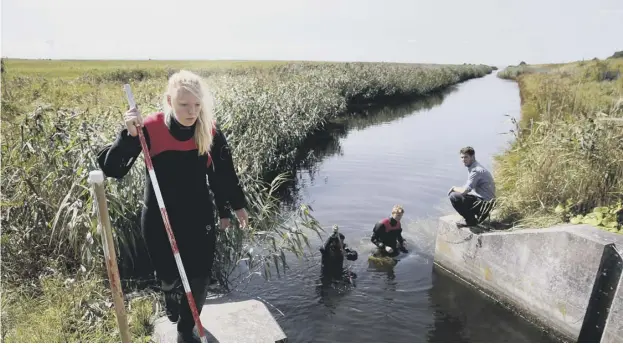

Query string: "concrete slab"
[602, 259, 623, 343]
[433, 214, 623, 343]
[152, 297, 287, 343]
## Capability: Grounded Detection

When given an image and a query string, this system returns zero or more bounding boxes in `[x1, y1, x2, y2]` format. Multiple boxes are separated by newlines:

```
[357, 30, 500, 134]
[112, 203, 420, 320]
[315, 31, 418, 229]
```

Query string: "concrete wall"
[434, 214, 623, 343]
[602, 263, 623, 343]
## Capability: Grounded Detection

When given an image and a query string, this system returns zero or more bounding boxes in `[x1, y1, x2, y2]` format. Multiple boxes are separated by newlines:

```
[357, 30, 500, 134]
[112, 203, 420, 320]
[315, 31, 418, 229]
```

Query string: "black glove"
[346, 250, 358, 261]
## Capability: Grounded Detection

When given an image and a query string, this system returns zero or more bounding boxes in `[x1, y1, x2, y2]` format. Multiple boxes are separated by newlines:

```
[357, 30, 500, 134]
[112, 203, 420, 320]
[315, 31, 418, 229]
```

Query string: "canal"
[220, 73, 560, 343]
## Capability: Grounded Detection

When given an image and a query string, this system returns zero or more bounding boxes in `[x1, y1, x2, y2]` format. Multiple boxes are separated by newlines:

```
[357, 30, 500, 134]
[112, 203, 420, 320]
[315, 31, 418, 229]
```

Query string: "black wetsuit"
[97, 112, 246, 338]
[319, 233, 357, 279]
[370, 218, 406, 257]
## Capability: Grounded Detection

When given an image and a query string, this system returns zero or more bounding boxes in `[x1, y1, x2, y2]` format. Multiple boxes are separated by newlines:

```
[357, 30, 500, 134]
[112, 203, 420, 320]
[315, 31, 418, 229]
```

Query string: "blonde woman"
[370, 205, 408, 257]
[98, 70, 248, 342]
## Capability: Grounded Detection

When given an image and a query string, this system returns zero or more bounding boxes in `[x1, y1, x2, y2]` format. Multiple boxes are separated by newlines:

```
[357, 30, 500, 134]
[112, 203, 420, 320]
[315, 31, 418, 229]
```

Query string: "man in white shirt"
[448, 146, 496, 227]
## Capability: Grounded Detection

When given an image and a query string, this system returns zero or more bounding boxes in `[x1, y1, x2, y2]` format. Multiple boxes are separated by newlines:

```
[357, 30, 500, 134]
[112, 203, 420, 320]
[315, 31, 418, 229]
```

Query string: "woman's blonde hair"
[162, 70, 215, 155]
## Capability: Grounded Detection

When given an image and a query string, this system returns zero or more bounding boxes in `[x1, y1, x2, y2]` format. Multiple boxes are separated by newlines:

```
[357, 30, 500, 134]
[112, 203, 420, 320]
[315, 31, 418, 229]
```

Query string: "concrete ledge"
[433, 214, 623, 343]
[603, 263, 623, 343]
[152, 297, 287, 343]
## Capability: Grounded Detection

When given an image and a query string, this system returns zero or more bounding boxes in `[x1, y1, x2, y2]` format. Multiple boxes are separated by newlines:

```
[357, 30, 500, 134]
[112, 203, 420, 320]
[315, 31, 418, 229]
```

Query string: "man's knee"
[449, 191, 463, 203]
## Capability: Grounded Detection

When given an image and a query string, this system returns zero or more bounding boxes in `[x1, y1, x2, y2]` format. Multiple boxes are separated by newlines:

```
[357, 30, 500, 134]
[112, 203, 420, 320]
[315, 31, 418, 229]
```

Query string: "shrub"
[493, 58, 623, 229]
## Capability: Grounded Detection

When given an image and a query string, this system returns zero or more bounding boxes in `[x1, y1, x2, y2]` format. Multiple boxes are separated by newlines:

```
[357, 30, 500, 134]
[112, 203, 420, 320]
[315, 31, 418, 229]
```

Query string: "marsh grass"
[496, 61, 566, 81]
[1, 271, 157, 343]
[494, 58, 623, 229]
[1, 58, 492, 341]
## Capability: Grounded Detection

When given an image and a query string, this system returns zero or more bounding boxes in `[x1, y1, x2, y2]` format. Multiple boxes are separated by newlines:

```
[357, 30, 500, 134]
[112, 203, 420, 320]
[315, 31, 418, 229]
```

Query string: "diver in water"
[319, 225, 358, 281]
[371, 205, 409, 258]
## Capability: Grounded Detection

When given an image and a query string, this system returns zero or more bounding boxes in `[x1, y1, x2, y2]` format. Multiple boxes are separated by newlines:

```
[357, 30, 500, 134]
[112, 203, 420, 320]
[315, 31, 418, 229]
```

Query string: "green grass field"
[3, 58, 293, 77]
[1, 57, 493, 342]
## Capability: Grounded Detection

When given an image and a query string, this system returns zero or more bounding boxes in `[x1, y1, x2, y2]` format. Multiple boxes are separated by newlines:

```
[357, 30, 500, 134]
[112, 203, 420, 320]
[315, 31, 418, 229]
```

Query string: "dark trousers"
[449, 192, 492, 225]
[172, 276, 211, 333]
[151, 225, 217, 334]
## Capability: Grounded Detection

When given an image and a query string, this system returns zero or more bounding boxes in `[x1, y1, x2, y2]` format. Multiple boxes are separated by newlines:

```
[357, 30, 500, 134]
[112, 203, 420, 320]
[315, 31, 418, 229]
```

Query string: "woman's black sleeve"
[206, 126, 247, 219]
[96, 127, 150, 179]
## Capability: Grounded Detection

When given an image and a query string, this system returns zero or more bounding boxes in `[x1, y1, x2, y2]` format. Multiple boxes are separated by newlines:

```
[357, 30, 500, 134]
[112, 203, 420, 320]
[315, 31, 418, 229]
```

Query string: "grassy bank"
[493, 56, 623, 231]
[496, 61, 562, 81]
[1, 58, 492, 341]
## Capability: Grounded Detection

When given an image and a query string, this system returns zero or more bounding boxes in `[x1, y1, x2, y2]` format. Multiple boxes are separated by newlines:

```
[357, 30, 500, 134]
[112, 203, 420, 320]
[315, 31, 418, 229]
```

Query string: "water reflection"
[276, 86, 458, 209]
[315, 274, 356, 311]
[427, 267, 560, 343]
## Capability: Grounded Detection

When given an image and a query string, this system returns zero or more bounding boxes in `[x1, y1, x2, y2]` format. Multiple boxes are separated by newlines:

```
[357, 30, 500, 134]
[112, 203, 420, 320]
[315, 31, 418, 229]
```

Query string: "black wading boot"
[176, 276, 211, 343]
[162, 279, 183, 323]
[456, 219, 478, 228]
[177, 328, 201, 343]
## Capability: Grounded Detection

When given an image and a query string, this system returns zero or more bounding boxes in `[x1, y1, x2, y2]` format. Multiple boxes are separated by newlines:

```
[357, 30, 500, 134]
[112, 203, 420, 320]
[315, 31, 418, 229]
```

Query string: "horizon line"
[1, 55, 603, 68]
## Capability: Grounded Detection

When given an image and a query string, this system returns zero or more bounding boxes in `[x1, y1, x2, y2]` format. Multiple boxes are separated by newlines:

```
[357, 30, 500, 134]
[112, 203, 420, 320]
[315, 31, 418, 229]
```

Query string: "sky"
[2, 0, 623, 66]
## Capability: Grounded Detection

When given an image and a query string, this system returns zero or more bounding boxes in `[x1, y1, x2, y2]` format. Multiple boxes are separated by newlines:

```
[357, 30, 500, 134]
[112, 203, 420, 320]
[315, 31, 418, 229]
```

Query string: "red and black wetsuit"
[371, 217, 405, 254]
[97, 112, 246, 334]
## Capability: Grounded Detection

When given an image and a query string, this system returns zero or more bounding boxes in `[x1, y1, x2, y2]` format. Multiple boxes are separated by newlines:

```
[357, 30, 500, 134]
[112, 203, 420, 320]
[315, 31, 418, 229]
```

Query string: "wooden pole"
[88, 170, 132, 343]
